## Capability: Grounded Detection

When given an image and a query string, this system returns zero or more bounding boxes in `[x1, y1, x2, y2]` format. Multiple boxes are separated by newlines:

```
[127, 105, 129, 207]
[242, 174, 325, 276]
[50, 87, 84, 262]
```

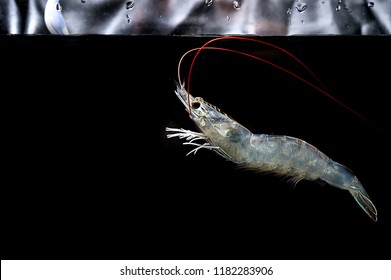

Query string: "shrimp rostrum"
[166, 36, 377, 222]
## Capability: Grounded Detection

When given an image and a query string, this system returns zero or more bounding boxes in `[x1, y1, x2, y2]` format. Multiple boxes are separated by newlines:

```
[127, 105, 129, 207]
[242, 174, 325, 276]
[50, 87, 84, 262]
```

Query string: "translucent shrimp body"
[166, 84, 378, 222]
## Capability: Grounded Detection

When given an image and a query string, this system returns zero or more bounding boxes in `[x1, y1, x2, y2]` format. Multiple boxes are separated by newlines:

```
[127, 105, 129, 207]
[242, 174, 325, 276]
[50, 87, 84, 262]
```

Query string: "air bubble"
[295, 2, 307, 13]
[205, 0, 213, 7]
[233, 1, 241, 10]
[367, 2, 374, 8]
[126, 1, 134, 10]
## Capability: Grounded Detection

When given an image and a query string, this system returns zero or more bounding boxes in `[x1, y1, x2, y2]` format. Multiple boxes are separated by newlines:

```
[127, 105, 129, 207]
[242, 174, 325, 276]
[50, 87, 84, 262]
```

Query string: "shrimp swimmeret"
[166, 36, 378, 222]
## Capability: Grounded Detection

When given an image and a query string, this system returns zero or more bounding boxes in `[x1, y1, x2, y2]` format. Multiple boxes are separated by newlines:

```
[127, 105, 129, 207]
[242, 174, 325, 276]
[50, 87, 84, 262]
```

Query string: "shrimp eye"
[191, 101, 201, 109]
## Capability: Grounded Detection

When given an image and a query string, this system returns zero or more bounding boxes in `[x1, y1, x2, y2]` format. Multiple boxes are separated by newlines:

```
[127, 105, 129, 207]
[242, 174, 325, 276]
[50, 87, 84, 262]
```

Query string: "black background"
[2, 35, 390, 260]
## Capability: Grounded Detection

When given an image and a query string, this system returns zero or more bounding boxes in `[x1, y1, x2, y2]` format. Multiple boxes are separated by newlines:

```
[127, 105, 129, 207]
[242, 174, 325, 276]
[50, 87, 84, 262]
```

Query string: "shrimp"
[166, 36, 378, 222]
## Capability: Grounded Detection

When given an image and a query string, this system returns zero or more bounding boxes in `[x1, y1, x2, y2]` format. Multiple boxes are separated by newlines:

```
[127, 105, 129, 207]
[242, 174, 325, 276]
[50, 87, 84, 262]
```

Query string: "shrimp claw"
[166, 127, 231, 158]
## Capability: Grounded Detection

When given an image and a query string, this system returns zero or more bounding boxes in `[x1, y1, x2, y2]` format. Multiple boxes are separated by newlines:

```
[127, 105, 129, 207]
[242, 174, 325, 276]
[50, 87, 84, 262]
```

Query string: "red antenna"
[177, 35, 381, 131]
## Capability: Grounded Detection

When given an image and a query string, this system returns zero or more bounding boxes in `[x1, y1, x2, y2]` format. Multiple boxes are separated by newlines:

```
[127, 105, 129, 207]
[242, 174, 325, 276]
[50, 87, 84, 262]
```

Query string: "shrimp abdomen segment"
[244, 134, 377, 221]
[246, 134, 331, 181]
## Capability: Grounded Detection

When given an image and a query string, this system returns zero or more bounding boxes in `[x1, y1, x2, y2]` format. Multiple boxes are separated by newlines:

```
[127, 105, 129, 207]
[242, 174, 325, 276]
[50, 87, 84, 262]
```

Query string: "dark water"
[2, 35, 390, 260]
